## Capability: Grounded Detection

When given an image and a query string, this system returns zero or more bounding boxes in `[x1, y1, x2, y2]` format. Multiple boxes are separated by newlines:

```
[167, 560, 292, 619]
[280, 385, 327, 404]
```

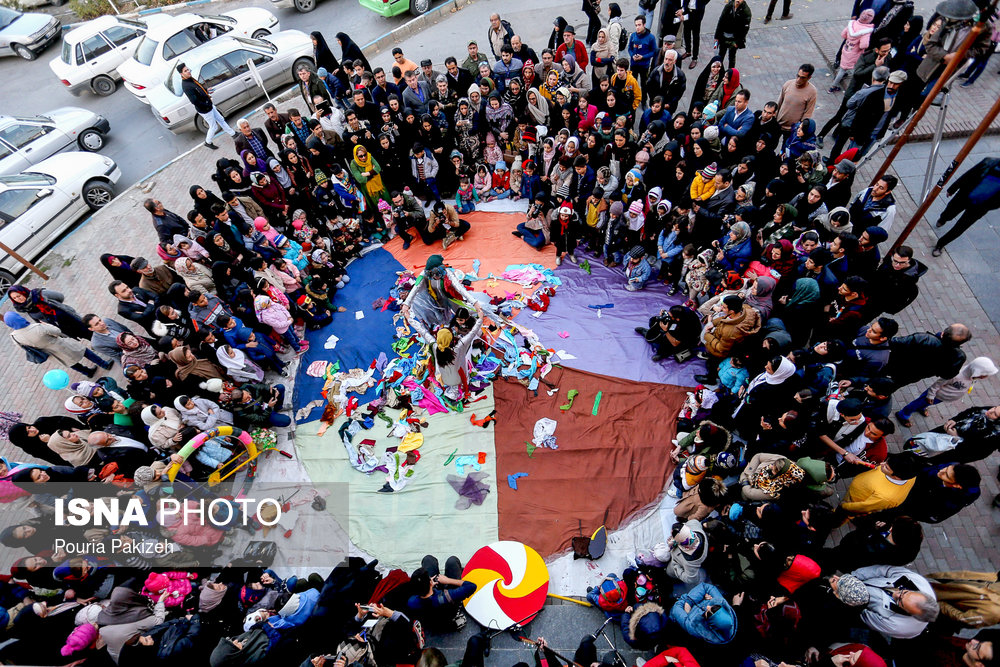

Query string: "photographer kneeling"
[635, 305, 703, 362]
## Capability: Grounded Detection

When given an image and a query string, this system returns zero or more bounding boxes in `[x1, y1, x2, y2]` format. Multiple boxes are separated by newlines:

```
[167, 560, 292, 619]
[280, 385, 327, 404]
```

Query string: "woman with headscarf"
[733, 354, 799, 430]
[100, 254, 141, 287]
[747, 276, 776, 320]
[250, 172, 288, 225]
[709, 68, 746, 108]
[484, 91, 515, 143]
[217, 344, 265, 383]
[416, 302, 484, 400]
[6, 599, 83, 664]
[452, 99, 481, 163]
[311, 31, 342, 78]
[783, 118, 818, 159]
[46, 424, 96, 466]
[539, 69, 562, 103]
[117, 332, 159, 369]
[189, 184, 224, 218]
[335, 32, 371, 74]
[776, 277, 822, 344]
[548, 16, 568, 50]
[348, 144, 386, 211]
[99, 587, 166, 664]
[166, 346, 226, 383]
[8, 421, 74, 465]
[139, 404, 187, 453]
[560, 54, 590, 97]
[219, 166, 252, 198]
[240, 150, 266, 182]
[590, 28, 616, 86]
[690, 56, 724, 113]
[6, 286, 90, 340]
[715, 220, 754, 273]
[174, 256, 216, 294]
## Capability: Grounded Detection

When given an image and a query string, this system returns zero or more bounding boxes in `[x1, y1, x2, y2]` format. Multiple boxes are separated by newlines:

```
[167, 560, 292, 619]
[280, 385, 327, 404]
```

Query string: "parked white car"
[0, 152, 120, 291]
[0, 6, 61, 60]
[117, 9, 280, 104]
[0, 108, 111, 177]
[49, 15, 173, 97]
[147, 32, 313, 135]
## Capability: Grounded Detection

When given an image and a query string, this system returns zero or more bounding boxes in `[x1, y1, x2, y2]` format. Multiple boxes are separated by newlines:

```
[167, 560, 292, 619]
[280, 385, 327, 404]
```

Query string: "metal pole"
[0, 242, 48, 281]
[889, 90, 1000, 253]
[868, 0, 998, 187]
[920, 91, 950, 201]
[106, 0, 120, 15]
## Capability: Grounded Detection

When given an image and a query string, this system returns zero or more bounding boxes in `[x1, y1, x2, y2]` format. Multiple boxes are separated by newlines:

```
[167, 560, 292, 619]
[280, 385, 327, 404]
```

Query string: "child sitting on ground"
[296, 294, 333, 329]
[455, 176, 478, 213]
[489, 160, 511, 201]
[508, 163, 523, 201]
[474, 165, 492, 201]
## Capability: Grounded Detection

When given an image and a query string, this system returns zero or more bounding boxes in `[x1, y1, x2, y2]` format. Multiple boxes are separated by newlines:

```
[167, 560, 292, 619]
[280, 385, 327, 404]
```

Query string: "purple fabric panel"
[516, 248, 705, 386]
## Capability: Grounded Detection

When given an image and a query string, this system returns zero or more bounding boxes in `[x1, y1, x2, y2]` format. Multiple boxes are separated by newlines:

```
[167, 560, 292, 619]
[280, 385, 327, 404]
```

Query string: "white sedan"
[0, 152, 120, 291]
[0, 107, 111, 176]
[49, 15, 172, 97]
[147, 32, 313, 135]
[117, 9, 279, 104]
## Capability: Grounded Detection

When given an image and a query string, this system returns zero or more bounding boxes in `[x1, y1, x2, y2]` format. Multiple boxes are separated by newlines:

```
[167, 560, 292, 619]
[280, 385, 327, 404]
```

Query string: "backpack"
[617, 23, 630, 52]
[595, 574, 629, 612]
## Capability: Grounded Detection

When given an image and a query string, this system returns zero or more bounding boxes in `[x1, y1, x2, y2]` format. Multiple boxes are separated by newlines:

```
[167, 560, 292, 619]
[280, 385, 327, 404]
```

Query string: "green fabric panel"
[295, 387, 498, 570]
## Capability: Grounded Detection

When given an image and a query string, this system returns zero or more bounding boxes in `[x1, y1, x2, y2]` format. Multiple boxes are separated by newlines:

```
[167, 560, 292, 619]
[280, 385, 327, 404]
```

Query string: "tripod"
[589, 617, 629, 667]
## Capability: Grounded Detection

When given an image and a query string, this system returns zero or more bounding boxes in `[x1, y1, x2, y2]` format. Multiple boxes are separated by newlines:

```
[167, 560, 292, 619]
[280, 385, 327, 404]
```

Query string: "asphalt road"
[0, 0, 412, 187]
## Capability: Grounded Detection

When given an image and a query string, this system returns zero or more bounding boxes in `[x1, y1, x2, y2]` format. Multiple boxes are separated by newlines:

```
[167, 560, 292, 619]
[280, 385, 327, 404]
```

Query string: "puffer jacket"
[142, 571, 197, 609]
[704, 304, 761, 358]
[622, 602, 669, 649]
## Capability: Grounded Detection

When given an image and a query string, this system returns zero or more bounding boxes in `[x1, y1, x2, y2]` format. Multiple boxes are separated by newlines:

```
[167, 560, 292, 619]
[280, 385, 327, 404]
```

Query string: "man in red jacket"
[555, 25, 589, 71]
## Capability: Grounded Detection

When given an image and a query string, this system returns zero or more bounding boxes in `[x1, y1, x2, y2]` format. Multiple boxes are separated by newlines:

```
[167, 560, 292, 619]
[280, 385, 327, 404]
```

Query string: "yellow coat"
[840, 468, 915, 516]
[690, 173, 716, 201]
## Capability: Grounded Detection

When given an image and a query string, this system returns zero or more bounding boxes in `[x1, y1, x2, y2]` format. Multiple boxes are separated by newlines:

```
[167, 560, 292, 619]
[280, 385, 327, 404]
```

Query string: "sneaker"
[556, 255, 563, 266]
[635, 326, 649, 335]
[667, 486, 681, 498]
[667, 284, 679, 295]
[453, 607, 467, 630]
[694, 374, 716, 384]
[696, 350, 709, 360]
[816, 135, 825, 148]
[511, 230, 523, 238]
[413, 620, 426, 649]
[932, 246, 944, 257]
[442, 231, 457, 249]
[204, 142, 218, 150]
[566, 253, 578, 264]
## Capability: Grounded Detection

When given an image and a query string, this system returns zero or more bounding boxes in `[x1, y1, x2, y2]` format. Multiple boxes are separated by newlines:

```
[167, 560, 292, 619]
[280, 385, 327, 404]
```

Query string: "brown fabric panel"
[494, 365, 688, 559]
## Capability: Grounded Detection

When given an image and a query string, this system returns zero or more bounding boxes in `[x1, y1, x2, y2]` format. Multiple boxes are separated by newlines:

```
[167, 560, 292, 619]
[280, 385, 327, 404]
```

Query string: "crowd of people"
[0, 0, 999, 665]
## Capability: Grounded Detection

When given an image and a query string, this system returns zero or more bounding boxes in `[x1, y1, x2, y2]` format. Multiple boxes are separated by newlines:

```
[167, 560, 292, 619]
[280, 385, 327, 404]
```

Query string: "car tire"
[83, 180, 114, 210]
[91, 75, 116, 96]
[252, 29, 271, 39]
[0, 270, 15, 295]
[78, 129, 105, 151]
[410, 0, 430, 14]
[291, 57, 315, 83]
[194, 113, 209, 134]
[13, 44, 37, 61]
[293, 0, 316, 12]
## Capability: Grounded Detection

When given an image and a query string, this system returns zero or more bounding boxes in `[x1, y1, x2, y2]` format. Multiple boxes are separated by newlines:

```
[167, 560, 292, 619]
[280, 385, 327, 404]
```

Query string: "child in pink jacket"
[831, 10, 875, 92]
[141, 571, 197, 609]
[254, 294, 308, 354]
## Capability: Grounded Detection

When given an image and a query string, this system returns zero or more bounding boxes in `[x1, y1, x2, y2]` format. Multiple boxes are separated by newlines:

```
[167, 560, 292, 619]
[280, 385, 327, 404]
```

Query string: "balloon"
[42, 369, 70, 390]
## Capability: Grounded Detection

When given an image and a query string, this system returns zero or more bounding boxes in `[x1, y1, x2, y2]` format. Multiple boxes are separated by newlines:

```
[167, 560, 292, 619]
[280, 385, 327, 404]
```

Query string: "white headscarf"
[216, 346, 264, 383]
[738, 357, 797, 414]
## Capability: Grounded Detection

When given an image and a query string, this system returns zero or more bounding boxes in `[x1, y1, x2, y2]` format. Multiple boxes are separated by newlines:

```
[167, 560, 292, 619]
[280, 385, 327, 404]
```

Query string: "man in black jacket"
[869, 245, 927, 315]
[109, 281, 159, 334]
[144, 198, 188, 245]
[262, 103, 289, 147]
[177, 62, 235, 149]
[933, 157, 1000, 256]
[885, 324, 971, 389]
[645, 49, 687, 111]
[691, 168, 737, 246]
[233, 119, 273, 163]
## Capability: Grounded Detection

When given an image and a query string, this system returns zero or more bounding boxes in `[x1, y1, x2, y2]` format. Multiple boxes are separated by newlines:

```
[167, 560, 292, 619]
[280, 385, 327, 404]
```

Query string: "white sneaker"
[667, 486, 680, 498]
[556, 255, 563, 266]
[566, 254, 578, 264]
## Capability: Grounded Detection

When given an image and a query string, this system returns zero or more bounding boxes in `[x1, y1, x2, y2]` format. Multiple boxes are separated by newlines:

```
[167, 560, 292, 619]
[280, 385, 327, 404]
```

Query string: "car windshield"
[232, 35, 276, 53]
[134, 36, 159, 65]
[0, 7, 21, 30]
[0, 174, 56, 186]
[11, 116, 52, 123]
[61, 39, 73, 64]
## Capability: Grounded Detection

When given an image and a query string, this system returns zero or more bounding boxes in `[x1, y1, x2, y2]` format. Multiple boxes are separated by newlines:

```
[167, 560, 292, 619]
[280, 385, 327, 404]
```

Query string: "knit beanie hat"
[133, 466, 157, 486]
[629, 201, 643, 215]
[703, 100, 719, 119]
[836, 574, 870, 606]
[704, 125, 720, 141]
[610, 201, 624, 216]
[686, 455, 708, 475]
[702, 162, 718, 179]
